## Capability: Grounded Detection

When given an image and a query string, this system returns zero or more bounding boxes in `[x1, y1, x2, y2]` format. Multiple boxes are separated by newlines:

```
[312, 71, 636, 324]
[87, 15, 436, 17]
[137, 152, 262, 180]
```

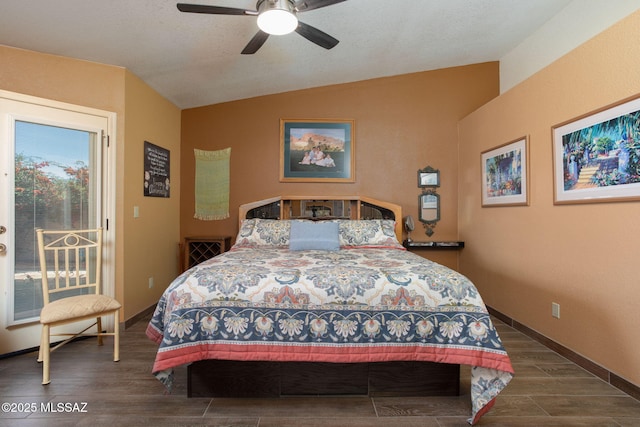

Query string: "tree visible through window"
[13, 121, 94, 320]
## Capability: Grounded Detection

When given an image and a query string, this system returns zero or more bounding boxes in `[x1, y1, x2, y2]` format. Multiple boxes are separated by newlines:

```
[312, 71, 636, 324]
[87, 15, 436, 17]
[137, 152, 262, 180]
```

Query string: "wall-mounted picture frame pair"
[417, 165, 440, 237]
[482, 93, 640, 206]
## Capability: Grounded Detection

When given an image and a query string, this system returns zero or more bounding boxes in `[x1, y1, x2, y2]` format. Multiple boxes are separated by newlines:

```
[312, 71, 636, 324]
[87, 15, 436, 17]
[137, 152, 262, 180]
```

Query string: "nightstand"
[182, 236, 232, 272]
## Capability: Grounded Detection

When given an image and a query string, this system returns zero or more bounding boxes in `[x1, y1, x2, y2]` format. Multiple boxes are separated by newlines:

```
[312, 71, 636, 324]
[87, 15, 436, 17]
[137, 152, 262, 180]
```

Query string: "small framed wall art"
[481, 136, 529, 207]
[144, 141, 170, 198]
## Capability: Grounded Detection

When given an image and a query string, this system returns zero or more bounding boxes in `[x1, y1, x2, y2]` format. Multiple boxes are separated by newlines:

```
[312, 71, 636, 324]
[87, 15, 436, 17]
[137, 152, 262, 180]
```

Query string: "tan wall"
[0, 45, 126, 321]
[0, 45, 182, 323]
[123, 71, 181, 319]
[458, 11, 640, 386]
[0, 46, 125, 112]
[180, 62, 499, 269]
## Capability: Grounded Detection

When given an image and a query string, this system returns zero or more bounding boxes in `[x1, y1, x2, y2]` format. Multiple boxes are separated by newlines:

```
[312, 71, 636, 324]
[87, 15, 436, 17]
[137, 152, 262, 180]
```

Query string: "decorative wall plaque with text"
[144, 141, 170, 198]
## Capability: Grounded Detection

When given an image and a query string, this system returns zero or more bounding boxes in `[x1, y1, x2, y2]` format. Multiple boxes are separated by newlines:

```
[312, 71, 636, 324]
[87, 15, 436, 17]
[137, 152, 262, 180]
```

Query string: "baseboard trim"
[487, 306, 639, 402]
[124, 304, 157, 329]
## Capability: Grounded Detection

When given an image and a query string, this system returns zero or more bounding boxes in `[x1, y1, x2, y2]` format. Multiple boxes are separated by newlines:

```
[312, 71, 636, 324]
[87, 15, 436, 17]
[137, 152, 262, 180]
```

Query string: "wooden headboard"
[239, 196, 403, 242]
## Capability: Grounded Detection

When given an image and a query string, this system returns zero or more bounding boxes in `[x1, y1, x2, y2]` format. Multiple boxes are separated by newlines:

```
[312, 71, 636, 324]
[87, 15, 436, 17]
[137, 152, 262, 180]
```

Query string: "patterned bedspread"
[147, 246, 513, 424]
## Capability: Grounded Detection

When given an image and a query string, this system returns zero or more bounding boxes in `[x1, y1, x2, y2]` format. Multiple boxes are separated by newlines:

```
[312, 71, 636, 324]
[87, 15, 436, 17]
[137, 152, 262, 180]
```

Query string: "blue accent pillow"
[289, 221, 340, 251]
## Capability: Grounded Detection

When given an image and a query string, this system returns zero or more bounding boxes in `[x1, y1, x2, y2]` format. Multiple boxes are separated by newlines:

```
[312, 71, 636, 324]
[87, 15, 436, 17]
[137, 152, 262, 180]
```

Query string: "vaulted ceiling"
[0, 0, 573, 109]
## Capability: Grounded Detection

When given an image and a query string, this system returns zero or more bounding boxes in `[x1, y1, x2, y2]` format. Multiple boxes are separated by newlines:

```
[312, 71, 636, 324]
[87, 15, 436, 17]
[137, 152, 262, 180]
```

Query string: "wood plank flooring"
[1, 316, 639, 426]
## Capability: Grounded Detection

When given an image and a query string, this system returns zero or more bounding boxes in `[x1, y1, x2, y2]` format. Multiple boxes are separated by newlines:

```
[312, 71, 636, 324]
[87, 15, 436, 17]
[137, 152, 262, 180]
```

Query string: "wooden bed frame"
[188, 360, 459, 397]
[187, 196, 460, 398]
[237, 195, 404, 242]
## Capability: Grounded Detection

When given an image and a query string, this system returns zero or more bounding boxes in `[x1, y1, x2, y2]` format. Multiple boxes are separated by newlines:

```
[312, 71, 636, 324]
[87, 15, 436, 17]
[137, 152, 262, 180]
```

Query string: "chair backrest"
[36, 228, 103, 305]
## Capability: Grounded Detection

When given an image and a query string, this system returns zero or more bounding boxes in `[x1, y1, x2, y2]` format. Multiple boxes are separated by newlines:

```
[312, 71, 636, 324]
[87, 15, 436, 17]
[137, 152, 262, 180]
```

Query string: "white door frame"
[0, 90, 117, 354]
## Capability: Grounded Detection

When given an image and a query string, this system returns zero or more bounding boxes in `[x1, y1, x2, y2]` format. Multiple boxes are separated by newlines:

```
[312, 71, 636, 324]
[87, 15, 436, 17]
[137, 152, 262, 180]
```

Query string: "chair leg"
[41, 324, 51, 385]
[96, 316, 104, 346]
[114, 309, 120, 362]
[37, 325, 45, 363]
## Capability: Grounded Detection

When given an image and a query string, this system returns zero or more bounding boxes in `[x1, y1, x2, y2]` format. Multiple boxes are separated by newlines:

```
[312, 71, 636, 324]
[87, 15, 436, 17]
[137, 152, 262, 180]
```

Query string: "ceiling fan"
[177, 0, 346, 54]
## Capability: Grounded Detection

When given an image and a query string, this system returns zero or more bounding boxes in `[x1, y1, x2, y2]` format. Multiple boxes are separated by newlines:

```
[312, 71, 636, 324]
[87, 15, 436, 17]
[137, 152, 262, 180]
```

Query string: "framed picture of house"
[552, 95, 640, 204]
[280, 119, 355, 182]
[481, 136, 529, 207]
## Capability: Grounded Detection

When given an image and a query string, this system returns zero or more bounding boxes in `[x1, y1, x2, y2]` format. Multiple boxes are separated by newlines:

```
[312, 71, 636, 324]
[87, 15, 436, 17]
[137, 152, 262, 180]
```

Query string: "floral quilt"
[147, 245, 513, 424]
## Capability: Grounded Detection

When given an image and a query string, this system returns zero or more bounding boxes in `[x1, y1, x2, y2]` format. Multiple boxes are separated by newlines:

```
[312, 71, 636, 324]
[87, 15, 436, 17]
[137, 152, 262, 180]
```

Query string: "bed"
[146, 196, 513, 425]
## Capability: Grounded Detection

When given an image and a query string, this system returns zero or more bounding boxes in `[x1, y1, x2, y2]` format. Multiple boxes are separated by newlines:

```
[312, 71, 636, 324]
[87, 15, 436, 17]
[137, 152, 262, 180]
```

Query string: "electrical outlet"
[148, 277, 154, 289]
[552, 302, 560, 319]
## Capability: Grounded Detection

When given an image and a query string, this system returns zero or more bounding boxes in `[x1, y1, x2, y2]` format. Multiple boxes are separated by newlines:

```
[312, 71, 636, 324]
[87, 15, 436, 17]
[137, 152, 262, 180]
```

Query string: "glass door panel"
[13, 121, 99, 322]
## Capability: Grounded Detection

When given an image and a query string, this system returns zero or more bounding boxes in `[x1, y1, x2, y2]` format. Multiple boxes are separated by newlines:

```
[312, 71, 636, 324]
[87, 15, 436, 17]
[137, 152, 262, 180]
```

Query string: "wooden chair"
[36, 228, 120, 385]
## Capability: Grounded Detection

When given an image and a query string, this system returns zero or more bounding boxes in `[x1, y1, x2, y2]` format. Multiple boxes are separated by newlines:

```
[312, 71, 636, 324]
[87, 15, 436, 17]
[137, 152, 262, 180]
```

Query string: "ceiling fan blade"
[295, 21, 339, 50]
[241, 31, 270, 54]
[295, 0, 347, 12]
[176, 3, 257, 16]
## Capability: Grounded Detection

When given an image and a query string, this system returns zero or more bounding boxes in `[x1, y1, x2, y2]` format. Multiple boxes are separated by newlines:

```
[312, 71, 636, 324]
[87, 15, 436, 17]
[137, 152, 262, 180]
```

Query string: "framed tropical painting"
[481, 136, 529, 207]
[552, 94, 640, 204]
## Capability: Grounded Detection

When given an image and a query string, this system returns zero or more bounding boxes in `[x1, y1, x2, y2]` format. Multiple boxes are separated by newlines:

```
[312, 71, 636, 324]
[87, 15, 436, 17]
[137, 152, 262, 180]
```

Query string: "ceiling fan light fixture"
[257, 0, 298, 35]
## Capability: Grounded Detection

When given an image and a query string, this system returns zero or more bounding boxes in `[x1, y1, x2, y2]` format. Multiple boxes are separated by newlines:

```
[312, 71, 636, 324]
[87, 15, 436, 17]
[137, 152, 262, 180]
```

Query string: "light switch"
[552, 302, 560, 319]
[133, 206, 139, 218]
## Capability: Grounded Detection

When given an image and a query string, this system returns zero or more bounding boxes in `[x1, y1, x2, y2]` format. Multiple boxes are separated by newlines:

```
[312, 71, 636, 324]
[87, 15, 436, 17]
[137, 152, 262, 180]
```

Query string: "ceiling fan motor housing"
[257, 0, 295, 13]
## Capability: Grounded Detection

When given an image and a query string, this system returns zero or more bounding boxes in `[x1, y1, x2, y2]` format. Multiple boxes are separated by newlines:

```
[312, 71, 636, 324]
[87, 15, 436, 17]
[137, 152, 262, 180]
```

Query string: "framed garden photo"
[481, 136, 529, 207]
[280, 119, 355, 182]
[552, 94, 640, 204]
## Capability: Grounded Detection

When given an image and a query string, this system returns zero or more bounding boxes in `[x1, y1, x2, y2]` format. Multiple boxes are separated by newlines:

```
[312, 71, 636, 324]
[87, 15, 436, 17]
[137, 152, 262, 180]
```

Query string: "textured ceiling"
[0, 0, 573, 109]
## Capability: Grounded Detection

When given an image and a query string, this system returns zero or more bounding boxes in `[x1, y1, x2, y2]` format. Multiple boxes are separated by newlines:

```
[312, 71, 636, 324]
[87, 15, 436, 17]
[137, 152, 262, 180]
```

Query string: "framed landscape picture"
[552, 94, 640, 204]
[280, 119, 355, 182]
[481, 136, 529, 207]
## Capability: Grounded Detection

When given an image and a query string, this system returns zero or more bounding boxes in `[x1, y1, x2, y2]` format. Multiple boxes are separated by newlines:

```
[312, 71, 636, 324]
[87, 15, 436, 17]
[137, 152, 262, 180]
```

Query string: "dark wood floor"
[1, 316, 639, 426]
